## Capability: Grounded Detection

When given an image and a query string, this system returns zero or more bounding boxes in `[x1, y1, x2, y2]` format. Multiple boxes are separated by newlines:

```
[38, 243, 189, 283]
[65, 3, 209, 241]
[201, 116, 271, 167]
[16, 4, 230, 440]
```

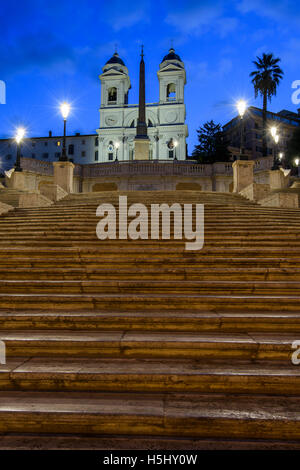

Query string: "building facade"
[0, 48, 188, 172]
[223, 106, 300, 160]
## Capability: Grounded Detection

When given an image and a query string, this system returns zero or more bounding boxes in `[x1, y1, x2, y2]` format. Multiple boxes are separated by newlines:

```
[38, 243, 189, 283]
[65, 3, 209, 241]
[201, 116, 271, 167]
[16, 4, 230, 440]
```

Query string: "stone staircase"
[0, 190, 300, 449]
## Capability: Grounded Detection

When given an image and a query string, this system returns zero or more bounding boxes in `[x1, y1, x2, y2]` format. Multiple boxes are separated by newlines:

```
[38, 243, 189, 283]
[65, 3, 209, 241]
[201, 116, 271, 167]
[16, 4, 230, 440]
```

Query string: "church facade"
[97, 48, 188, 162]
[0, 48, 188, 171]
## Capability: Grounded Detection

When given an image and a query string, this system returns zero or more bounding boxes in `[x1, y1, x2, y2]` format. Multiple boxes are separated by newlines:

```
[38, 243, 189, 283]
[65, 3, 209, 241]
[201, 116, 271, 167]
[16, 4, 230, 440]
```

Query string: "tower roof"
[162, 48, 182, 63]
[105, 52, 125, 67]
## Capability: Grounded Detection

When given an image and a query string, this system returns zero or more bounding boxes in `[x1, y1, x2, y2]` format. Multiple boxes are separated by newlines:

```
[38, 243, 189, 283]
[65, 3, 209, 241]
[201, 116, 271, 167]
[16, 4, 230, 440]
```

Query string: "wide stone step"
[0, 266, 300, 281]
[0, 310, 300, 332]
[1, 358, 300, 395]
[0, 391, 299, 440]
[0, 330, 296, 360]
[0, 293, 300, 311]
[0, 279, 299, 295]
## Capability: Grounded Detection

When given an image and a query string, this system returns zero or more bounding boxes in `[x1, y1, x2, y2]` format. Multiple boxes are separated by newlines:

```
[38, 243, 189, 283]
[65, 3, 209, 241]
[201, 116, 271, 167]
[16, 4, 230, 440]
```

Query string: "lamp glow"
[279, 152, 283, 160]
[295, 158, 299, 166]
[115, 142, 120, 149]
[236, 100, 247, 118]
[15, 127, 26, 144]
[274, 134, 279, 144]
[174, 140, 178, 147]
[270, 126, 277, 138]
[60, 102, 70, 119]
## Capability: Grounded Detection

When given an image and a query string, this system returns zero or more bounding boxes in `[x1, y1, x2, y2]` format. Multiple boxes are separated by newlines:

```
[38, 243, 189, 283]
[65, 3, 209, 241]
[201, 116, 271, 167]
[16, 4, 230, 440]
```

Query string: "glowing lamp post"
[295, 158, 300, 177]
[59, 102, 70, 162]
[174, 140, 178, 160]
[15, 127, 26, 172]
[236, 100, 247, 159]
[270, 127, 280, 170]
[115, 142, 120, 161]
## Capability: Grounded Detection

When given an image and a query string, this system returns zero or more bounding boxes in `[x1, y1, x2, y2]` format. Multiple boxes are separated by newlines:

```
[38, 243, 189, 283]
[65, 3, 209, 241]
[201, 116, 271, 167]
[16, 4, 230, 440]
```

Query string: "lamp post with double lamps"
[59, 103, 70, 162]
[15, 127, 26, 172]
[236, 100, 247, 159]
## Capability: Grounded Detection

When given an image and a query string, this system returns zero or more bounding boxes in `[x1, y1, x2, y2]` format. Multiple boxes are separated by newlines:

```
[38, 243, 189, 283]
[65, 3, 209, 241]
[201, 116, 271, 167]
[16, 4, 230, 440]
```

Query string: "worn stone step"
[1, 358, 300, 395]
[0, 267, 299, 281]
[0, 310, 300, 332]
[0, 330, 296, 360]
[0, 293, 299, 311]
[0, 279, 300, 295]
[0, 391, 299, 439]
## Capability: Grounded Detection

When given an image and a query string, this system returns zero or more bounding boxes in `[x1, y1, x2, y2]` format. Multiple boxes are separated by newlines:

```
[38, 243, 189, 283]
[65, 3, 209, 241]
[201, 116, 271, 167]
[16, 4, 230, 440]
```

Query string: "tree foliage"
[192, 120, 230, 163]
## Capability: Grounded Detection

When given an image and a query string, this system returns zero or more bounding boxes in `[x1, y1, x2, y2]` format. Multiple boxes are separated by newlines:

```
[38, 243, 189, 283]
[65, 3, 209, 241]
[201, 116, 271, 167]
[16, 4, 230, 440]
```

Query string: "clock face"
[105, 115, 118, 126]
[165, 111, 177, 123]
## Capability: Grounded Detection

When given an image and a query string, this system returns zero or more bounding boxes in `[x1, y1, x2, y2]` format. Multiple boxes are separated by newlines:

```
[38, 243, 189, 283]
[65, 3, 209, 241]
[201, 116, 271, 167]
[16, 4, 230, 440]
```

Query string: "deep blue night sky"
[0, 0, 299, 154]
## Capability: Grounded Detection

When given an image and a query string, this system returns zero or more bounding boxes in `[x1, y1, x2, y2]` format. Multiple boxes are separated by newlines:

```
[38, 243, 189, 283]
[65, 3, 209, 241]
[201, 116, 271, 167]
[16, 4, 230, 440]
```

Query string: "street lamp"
[15, 127, 26, 172]
[236, 100, 247, 159]
[115, 142, 119, 161]
[174, 140, 178, 160]
[295, 157, 300, 177]
[59, 102, 70, 162]
[270, 127, 280, 170]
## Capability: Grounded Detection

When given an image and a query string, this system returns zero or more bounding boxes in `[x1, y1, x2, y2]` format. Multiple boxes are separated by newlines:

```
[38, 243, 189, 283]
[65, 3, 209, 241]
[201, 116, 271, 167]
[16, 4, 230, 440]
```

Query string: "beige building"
[223, 106, 300, 160]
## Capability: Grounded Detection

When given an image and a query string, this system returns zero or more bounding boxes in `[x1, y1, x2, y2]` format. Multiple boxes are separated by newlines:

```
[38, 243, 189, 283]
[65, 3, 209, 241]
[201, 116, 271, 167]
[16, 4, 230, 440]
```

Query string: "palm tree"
[250, 53, 284, 157]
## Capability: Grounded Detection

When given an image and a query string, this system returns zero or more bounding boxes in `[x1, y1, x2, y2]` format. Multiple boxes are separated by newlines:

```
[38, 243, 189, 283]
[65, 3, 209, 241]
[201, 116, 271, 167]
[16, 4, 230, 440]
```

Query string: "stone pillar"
[134, 139, 149, 160]
[9, 170, 25, 190]
[269, 168, 290, 191]
[232, 160, 254, 193]
[53, 161, 74, 193]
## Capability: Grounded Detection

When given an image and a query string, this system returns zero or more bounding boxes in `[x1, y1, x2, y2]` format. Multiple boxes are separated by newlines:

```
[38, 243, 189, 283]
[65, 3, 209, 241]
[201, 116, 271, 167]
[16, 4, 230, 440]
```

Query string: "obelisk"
[134, 45, 149, 160]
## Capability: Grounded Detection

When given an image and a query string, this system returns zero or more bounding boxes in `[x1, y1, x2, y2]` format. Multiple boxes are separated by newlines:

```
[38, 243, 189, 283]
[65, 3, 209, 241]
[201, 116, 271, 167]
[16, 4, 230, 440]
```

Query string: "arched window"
[167, 83, 176, 101]
[148, 119, 153, 127]
[108, 141, 114, 161]
[108, 87, 117, 103]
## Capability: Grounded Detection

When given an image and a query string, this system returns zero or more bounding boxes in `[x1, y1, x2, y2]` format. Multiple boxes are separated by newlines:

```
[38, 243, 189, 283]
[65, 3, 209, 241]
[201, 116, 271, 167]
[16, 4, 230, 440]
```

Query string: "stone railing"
[20, 156, 274, 179]
[81, 160, 234, 178]
[20, 157, 54, 175]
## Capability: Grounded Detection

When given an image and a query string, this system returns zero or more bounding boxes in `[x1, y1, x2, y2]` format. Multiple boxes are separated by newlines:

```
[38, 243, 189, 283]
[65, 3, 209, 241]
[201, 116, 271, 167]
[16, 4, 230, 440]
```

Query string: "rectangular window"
[31, 153, 35, 158]
[81, 151, 86, 157]
[95, 137, 99, 147]
[95, 150, 99, 161]
[169, 150, 174, 159]
[44, 142, 48, 146]
[43, 153, 49, 159]
[82, 139, 85, 145]
[108, 153, 114, 161]
[68, 144, 74, 155]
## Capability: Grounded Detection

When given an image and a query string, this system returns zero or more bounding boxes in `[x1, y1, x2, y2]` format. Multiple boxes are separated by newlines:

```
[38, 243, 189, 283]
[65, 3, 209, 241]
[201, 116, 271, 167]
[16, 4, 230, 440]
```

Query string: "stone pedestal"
[232, 160, 254, 193]
[134, 139, 149, 161]
[269, 168, 290, 191]
[9, 171, 25, 190]
[53, 161, 74, 193]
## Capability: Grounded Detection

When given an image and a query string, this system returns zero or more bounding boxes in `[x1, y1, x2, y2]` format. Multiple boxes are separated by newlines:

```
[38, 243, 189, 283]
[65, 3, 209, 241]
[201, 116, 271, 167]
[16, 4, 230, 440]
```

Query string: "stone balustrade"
[20, 156, 274, 179]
